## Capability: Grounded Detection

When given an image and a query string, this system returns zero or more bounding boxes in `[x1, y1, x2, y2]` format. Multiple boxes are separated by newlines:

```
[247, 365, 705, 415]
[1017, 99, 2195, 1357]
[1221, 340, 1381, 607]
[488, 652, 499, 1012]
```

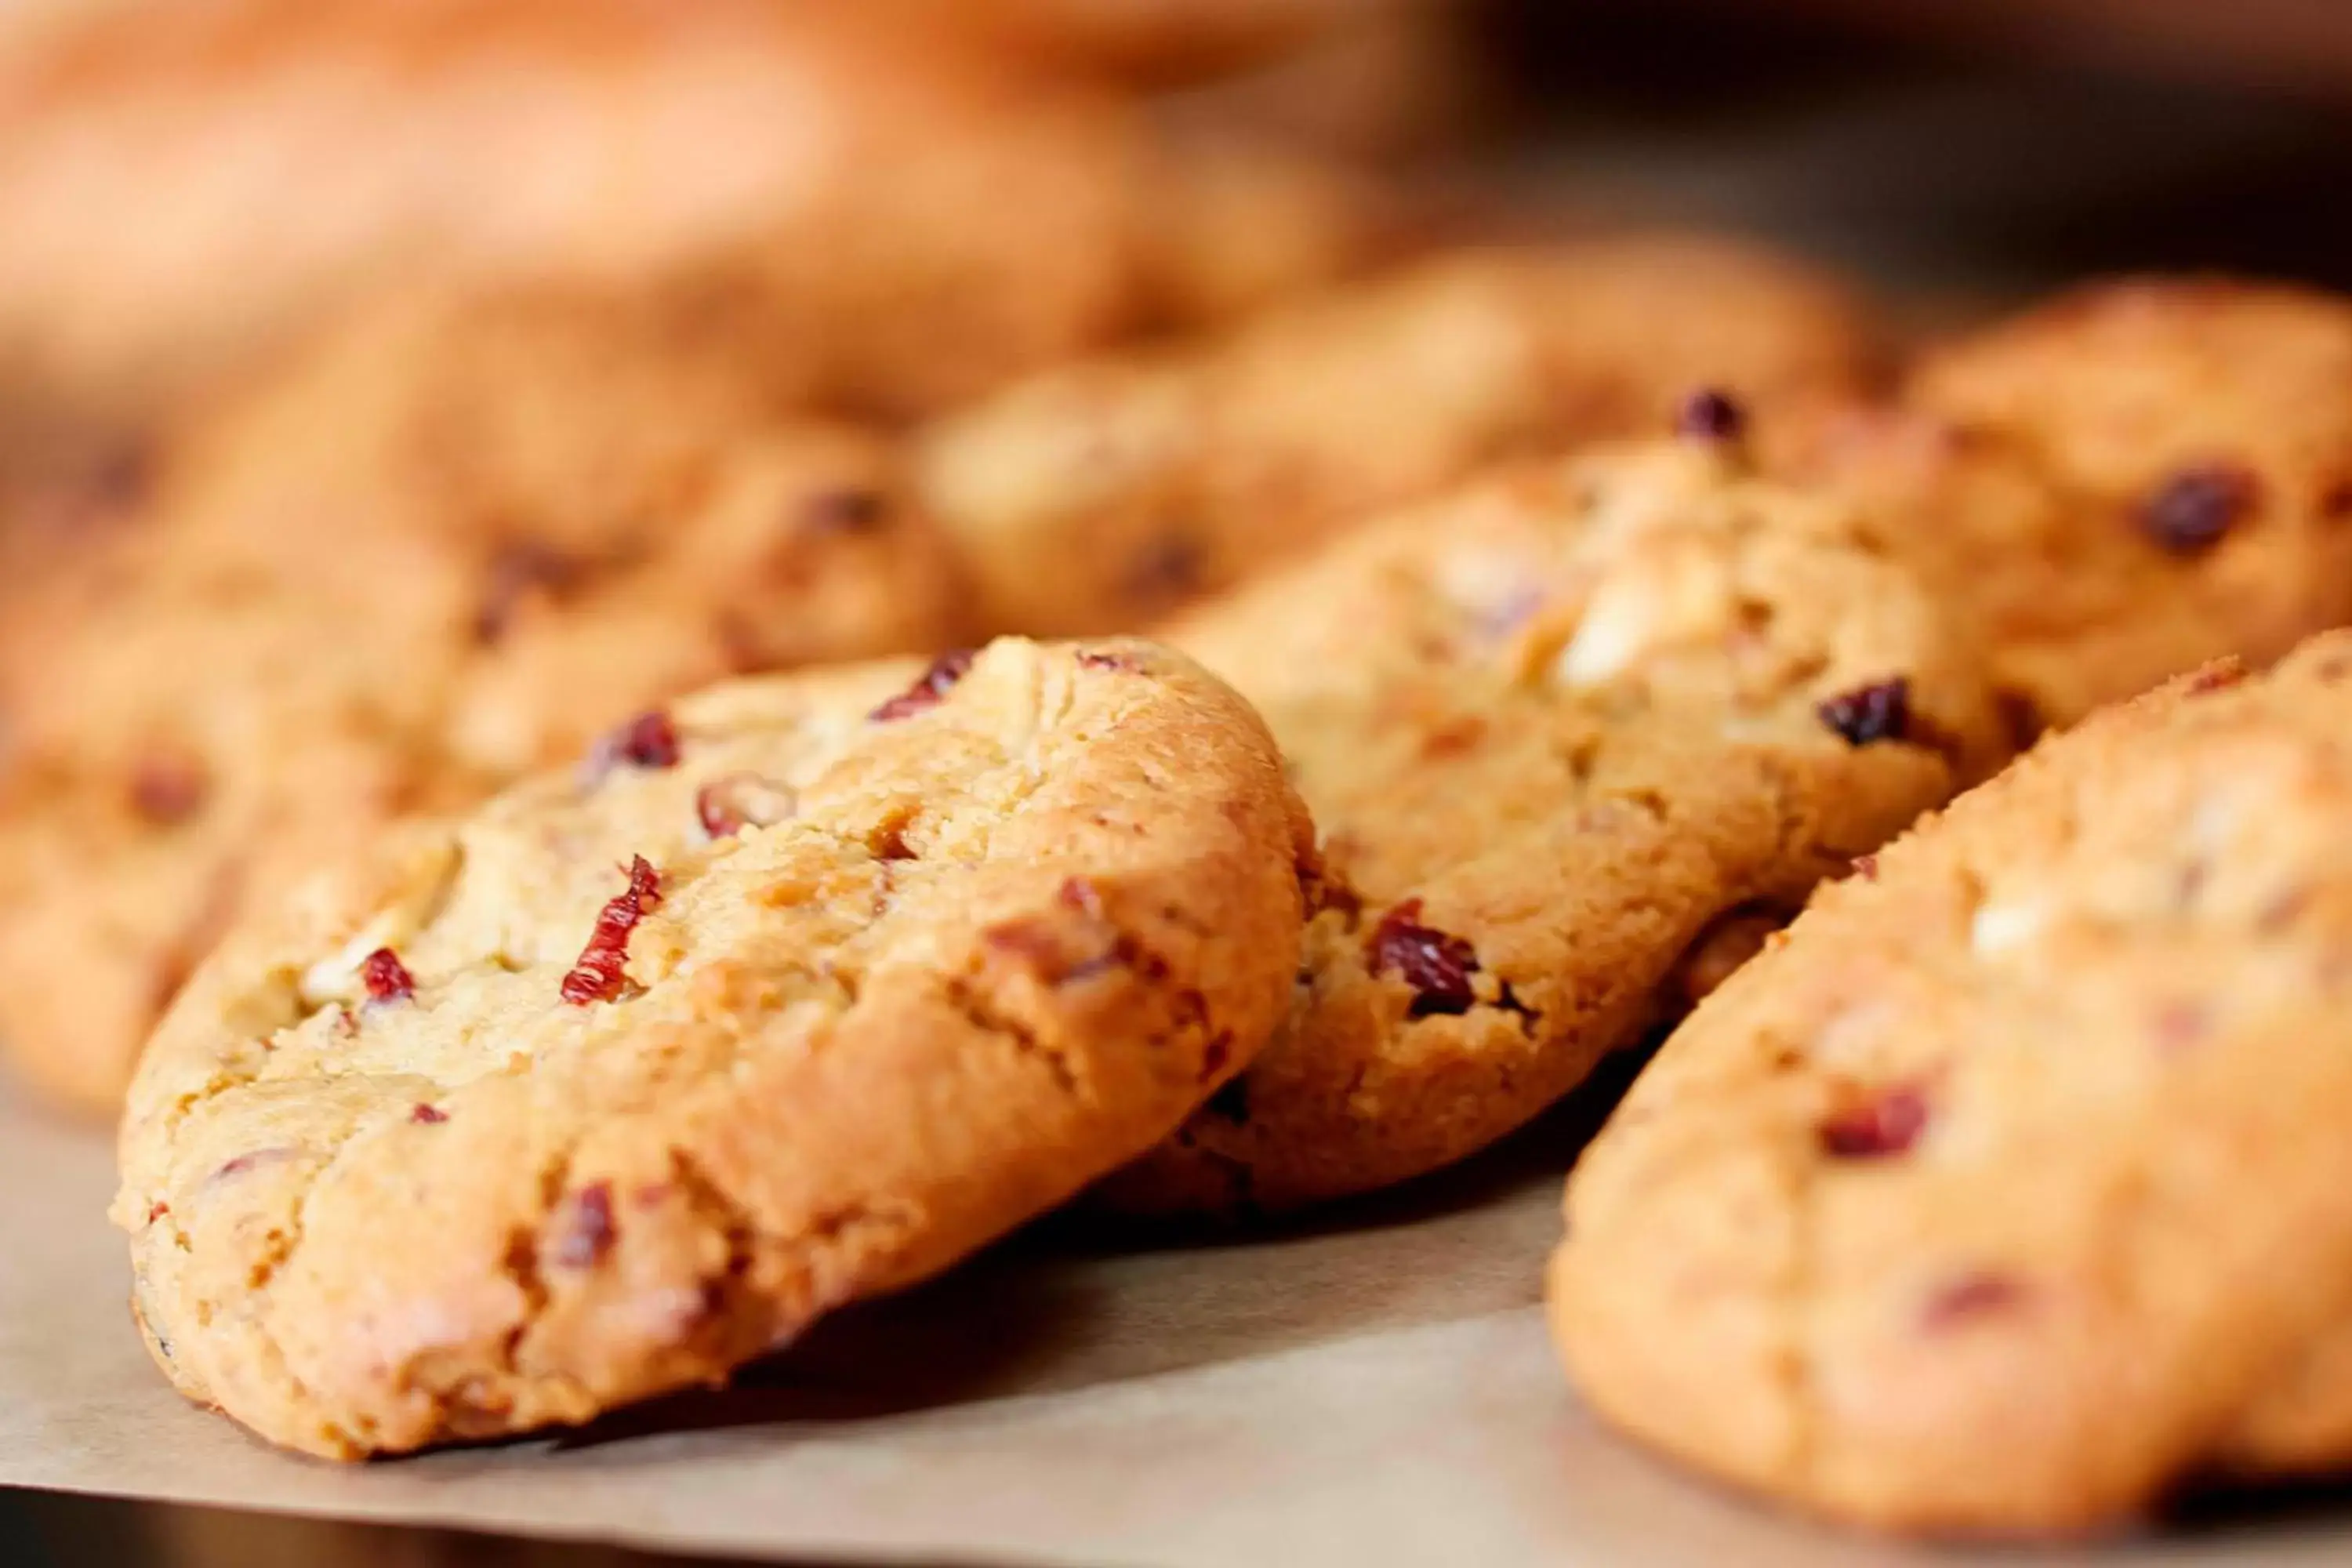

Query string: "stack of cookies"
[6, 0, 2352, 1543]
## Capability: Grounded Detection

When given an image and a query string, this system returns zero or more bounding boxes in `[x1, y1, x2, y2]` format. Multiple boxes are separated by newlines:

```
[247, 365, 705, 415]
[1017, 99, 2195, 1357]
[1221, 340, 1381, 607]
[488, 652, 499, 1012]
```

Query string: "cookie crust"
[114, 638, 1311, 1457]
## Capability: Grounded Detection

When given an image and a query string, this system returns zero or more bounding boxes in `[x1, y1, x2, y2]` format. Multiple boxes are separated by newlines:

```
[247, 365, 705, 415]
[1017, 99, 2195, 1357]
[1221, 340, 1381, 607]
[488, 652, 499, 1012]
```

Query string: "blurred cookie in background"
[933, 0, 1425, 86]
[1131, 135, 1426, 332]
[920, 234, 1886, 637]
[1767, 276, 2352, 735]
[0, 0, 1399, 439]
[1156, 0, 1504, 163]
[0, 285, 967, 1116]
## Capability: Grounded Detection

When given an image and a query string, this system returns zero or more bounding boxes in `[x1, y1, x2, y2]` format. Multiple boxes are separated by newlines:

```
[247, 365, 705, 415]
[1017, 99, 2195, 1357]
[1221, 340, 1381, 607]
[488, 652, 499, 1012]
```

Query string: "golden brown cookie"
[0, 0, 1140, 424]
[0, 290, 964, 1116]
[917, 237, 1886, 637]
[938, 0, 1396, 84]
[1098, 437, 2001, 1213]
[1551, 637, 2352, 1537]
[113, 638, 1312, 1457]
[1156, 0, 1497, 161]
[1768, 278, 2352, 735]
[1127, 136, 1413, 331]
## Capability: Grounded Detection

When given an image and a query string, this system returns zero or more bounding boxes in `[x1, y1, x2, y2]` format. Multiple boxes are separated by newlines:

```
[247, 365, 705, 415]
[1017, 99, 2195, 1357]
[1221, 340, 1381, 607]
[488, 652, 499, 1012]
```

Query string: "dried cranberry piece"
[983, 916, 1117, 985]
[551, 1183, 616, 1268]
[1367, 898, 1480, 1018]
[410, 1103, 448, 1124]
[361, 947, 416, 1004]
[1059, 877, 1106, 917]
[2184, 661, 2246, 696]
[590, 710, 681, 774]
[1674, 387, 1748, 443]
[2142, 464, 2257, 555]
[695, 774, 797, 839]
[1921, 1272, 2024, 1329]
[1077, 649, 1141, 672]
[802, 488, 886, 534]
[129, 755, 208, 826]
[1199, 1030, 1234, 1082]
[212, 1148, 296, 1181]
[1121, 535, 1205, 608]
[1995, 690, 2047, 751]
[561, 857, 663, 1005]
[474, 540, 582, 644]
[2152, 1000, 2209, 1051]
[869, 651, 976, 722]
[1817, 678, 1911, 747]
[1818, 1083, 1929, 1159]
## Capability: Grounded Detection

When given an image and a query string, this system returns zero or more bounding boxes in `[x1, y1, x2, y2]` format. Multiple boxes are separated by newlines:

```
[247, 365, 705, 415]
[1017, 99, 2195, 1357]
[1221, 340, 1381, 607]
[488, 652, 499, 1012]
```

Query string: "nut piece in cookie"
[1098, 437, 2002, 1214]
[111, 638, 1312, 1457]
[1551, 633, 2352, 1536]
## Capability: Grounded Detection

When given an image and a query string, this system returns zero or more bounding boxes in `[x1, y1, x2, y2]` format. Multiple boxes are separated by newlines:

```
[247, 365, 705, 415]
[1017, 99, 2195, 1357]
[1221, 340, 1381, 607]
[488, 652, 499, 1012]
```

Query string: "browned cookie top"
[1770, 277, 2352, 735]
[114, 638, 1312, 1458]
[919, 237, 1886, 637]
[0, 0, 1145, 423]
[1552, 635, 2352, 1537]
[1098, 437, 2000, 1213]
[0, 289, 964, 1116]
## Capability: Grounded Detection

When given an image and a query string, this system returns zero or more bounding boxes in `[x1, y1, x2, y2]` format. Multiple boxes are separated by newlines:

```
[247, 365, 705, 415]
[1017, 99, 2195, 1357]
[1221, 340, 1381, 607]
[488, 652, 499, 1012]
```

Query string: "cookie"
[0, 0, 1140, 425]
[112, 637, 1313, 1457]
[1128, 136, 1412, 331]
[1097, 436, 2001, 1213]
[1156, 0, 1497, 162]
[1548, 637, 2352, 1536]
[944, 0, 1386, 82]
[1769, 278, 2352, 735]
[917, 236, 1885, 637]
[0, 291, 965, 1116]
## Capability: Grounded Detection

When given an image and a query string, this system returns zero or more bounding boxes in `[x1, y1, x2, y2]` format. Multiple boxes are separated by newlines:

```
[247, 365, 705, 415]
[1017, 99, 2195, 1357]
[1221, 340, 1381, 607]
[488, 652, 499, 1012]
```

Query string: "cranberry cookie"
[0, 291, 964, 1116]
[1769, 278, 2352, 735]
[1097, 435, 2002, 1213]
[917, 237, 1885, 637]
[1551, 637, 2352, 1535]
[0, 0, 1354, 426]
[113, 638, 1311, 1457]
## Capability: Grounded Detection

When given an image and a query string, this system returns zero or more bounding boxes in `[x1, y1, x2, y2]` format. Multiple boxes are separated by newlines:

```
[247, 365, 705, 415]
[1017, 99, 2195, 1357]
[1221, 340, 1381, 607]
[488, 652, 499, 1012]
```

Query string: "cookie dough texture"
[1769, 277, 2352, 734]
[918, 237, 1885, 637]
[0, 291, 964, 1116]
[0, 0, 1387, 426]
[1098, 440, 2001, 1213]
[114, 638, 1312, 1458]
[1550, 637, 2352, 1537]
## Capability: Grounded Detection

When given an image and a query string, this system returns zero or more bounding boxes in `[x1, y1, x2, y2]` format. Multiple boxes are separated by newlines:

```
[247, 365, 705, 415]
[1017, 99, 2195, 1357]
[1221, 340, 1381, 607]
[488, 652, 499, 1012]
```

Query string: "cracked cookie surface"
[918, 236, 1882, 637]
[1549, 636, 2352, 1536]
[1769, 277, 2352, 735]
[0, 289, 966, 1117]
[113, 637, 1312, 1458]
[1096, 438, 2001, 1213]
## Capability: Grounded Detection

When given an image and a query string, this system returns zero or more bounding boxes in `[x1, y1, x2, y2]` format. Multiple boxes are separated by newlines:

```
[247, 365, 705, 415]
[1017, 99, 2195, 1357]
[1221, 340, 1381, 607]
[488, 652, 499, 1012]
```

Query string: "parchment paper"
[5, 1079, 2352, 1568]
